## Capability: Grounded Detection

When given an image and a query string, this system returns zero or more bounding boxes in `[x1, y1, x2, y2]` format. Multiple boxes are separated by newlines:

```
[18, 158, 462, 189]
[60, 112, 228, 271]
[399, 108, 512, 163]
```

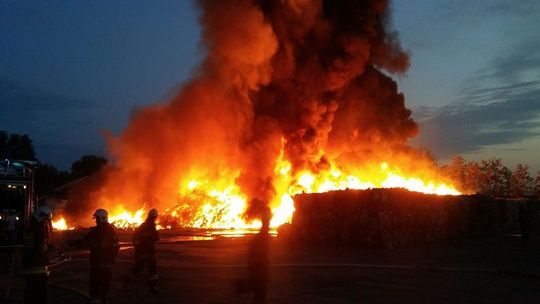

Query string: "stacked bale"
[280, 188, 539, 249]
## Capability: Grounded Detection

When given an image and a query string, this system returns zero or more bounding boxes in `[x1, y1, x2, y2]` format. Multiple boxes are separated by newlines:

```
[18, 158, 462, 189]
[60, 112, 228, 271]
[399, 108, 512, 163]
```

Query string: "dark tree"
[477, 159, 507, 197]
[534, 171, 540, 199]
[510, 164, 533, 198]
[8, 134, 36, 160]
[500, 166, 512, 198]
[0, 130, 37, 160]
[0, 130, 8, 158]
[34, 163, 69, 196]
[463, 161, 481, 194]
[70, 155, 108, 180]
[443, 155, 467, 191]
[443, 156, 538, 198]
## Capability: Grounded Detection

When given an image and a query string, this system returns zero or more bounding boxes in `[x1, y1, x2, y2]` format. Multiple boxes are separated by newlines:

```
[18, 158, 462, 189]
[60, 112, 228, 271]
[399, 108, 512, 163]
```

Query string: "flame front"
[85, 149, 459, 230]
[108, 206, 146, 229]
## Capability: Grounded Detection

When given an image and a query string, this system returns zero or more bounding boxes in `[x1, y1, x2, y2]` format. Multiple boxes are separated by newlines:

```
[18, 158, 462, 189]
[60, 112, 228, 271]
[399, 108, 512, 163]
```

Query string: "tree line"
[1, 130, 107, 196]
[443, 155, 540, 199]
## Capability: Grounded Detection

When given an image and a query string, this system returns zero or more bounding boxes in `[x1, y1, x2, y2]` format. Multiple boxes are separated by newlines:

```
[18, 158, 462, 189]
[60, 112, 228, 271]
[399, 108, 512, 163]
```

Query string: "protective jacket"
[133, 220, 159, 254]
[23, 217, 52, 275]
[84, 222, 120, 267]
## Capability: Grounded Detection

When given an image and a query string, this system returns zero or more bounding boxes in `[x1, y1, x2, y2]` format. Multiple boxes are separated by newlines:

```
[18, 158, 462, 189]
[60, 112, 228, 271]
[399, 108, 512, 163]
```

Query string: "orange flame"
[95, 147, 459, 230]
[108, 206, 146, 229]
[52, 217, 75, 231]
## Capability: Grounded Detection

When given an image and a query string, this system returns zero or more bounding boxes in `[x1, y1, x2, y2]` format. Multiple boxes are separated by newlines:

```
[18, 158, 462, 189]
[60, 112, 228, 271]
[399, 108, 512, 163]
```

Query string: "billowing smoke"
[66, 0, 431, 226]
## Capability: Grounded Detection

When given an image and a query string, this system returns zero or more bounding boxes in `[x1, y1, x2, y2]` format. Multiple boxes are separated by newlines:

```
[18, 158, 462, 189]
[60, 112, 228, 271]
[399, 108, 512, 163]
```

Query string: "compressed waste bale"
[283, 188, 539, 249]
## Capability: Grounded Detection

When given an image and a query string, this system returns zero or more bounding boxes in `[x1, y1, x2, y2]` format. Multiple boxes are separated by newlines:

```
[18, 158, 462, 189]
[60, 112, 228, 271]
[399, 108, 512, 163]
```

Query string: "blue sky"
[1, 0, 539, 171]
[393, 0, 540, 171]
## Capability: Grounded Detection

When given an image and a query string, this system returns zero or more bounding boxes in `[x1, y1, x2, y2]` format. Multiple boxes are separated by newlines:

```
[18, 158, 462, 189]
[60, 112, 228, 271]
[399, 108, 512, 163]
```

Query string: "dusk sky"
[1, 0, 539, 170]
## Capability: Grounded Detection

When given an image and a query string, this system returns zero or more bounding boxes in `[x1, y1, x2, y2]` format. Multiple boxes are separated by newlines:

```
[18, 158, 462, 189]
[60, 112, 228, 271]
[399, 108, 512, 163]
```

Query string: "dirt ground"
[2, 232, 540, 304]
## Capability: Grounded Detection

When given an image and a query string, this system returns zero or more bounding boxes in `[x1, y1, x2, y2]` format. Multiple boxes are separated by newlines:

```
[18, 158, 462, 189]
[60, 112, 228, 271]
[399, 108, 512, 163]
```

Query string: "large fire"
[56, 0, 462, 231]
[54, 147, 459, 231]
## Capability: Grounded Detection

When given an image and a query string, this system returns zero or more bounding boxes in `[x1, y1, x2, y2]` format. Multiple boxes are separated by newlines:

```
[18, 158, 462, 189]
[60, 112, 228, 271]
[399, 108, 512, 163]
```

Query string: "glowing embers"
[108, 206, 146, 229]
[181, 182, 252, 228]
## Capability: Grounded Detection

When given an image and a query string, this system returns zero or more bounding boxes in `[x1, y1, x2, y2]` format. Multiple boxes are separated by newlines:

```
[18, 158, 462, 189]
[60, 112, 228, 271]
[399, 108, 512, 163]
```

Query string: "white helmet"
[93, 208, 108, 223]
[33, 206, 53, 222]
[148, 208, 158, 219]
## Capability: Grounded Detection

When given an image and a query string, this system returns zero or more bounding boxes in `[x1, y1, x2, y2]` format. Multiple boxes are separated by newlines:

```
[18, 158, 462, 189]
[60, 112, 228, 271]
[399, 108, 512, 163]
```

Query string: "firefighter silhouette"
[84, 209, 119, 304]
[123, 208, 160, 293]
[23, 206, 53, 304]
[235, 204, 271, 304]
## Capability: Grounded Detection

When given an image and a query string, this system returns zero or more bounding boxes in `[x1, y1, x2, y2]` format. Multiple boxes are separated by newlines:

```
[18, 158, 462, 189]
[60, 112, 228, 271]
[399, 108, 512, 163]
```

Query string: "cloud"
[0, 79, 102, 167]
[440, 0, 540, 21]
[412, 39, 540, 159]
[0, 79, 95, 114]
[0, 79, 99, 131]
[484, 1, 540, 17]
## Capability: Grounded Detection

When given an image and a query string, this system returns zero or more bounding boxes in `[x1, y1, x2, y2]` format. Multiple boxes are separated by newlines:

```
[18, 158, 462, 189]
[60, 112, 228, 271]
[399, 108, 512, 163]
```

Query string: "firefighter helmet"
[33, 206, 53, 222]
[148, 208, 158, 219]
[93, 208, 109, 223]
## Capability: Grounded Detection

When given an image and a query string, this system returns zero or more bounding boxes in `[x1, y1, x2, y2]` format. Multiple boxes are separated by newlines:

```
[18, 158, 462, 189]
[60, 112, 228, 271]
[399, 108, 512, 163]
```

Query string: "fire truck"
[0, 159, 36, 246]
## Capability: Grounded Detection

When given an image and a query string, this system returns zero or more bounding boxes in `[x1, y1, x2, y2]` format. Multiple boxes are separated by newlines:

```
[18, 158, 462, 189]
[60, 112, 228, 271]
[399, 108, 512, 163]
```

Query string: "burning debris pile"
[60, 0, 461, 229]
[282, 188, 540, 249]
